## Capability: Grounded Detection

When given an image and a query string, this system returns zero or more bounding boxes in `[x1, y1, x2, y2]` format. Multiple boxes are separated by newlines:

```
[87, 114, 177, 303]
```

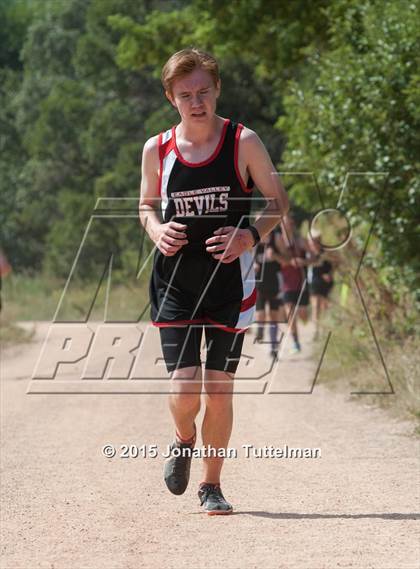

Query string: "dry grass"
[313, 290, 420, 435]
[0, 272, 150, 322]
[0, 317, 34, 347]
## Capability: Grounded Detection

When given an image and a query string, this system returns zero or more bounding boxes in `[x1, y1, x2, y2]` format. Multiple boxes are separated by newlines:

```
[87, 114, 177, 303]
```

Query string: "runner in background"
[274, 215, 314, 353]
[254, 225, 286, 359]
[0, 248, 12, 313]
[307, 231, 336, 340]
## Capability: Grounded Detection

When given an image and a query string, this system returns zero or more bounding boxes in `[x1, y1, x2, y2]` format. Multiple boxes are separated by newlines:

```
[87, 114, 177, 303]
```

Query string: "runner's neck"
[176, 115, 225, 146]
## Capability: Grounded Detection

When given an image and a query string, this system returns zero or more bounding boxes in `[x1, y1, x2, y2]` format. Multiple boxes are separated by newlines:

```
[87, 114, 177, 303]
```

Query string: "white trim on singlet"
[160, 129, 176, 218]
[236, 304, 255, 330]
[236, 249, 256, 329]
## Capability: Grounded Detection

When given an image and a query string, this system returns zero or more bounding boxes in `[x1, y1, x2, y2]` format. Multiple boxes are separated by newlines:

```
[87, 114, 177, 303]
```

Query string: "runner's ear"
[165, 90, 176, 108]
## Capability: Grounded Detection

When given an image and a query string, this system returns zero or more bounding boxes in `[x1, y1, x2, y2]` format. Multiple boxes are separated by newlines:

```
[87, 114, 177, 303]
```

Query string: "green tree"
[278, 0, 420, 292]
[0, 0, 33, 269]
[10, 0, 165, 277]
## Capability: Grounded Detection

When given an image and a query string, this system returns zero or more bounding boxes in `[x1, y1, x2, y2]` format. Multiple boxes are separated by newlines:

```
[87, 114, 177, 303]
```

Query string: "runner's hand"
[205, 226, 254, 263]
[154, 221, 188, 256]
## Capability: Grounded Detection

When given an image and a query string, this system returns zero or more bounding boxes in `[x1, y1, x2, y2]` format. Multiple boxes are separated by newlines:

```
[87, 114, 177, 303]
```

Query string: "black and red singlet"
[149, 118, 257, 333]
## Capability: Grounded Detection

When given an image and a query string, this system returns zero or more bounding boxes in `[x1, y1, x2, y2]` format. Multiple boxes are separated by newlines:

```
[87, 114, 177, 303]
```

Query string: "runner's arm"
[139, 137, 188, 255]
[139, 136, 162, 241]
[241, 128, 289, 241]
[271, 231, 292, 264]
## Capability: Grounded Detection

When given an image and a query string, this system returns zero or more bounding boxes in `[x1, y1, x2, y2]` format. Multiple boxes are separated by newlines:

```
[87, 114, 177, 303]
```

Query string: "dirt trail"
[1, 321, 419, 569]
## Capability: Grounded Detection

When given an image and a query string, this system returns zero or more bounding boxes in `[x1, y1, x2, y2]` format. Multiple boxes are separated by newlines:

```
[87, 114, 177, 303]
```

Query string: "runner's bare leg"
[201, 369, 234, 484]
[169, 366, 202, 441]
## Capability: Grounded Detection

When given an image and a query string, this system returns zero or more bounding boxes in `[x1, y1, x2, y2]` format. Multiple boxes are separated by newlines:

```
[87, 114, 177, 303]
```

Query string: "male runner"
[254, 228, 286, 358]
[308, 231, 336, 340]
[139, 48, 289, 514]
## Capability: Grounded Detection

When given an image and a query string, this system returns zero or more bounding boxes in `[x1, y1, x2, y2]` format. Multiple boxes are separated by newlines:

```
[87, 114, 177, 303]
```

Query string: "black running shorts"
[256, 290, 283, 311]
[283, 284, 310, 306]
[150, 249, 256, 332]
[310, 280, 334, 298]
[159, 324, 245, 374]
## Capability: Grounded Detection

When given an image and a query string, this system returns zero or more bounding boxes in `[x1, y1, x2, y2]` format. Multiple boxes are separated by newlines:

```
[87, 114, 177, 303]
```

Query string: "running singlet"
[281, 240, 307, 293]
[308, 255, 334, 296]
[149, 118, 257, 332]
[309, 257, 333, 283]
[255, 243, 281, 295]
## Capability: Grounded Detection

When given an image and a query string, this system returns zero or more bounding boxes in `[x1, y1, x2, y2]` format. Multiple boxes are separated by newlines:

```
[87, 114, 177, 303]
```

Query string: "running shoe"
[290, 341, 301, 354]
[198, 483, 233, 515]
[255, 332, 264, 343]
[164, 432, 195, 495]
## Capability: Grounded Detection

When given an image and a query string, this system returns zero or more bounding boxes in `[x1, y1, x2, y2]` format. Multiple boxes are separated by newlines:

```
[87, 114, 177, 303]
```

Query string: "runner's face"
[167, 68, 220, 123]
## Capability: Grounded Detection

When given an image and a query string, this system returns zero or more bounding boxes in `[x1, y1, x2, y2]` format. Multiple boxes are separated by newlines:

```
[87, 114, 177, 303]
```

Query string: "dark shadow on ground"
[233, 512, 420, 520]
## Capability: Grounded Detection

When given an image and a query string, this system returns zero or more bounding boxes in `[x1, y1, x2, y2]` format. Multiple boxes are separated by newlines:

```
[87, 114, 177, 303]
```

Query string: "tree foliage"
[0, 0, 418, 298]
[278, 0, 420, 290]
